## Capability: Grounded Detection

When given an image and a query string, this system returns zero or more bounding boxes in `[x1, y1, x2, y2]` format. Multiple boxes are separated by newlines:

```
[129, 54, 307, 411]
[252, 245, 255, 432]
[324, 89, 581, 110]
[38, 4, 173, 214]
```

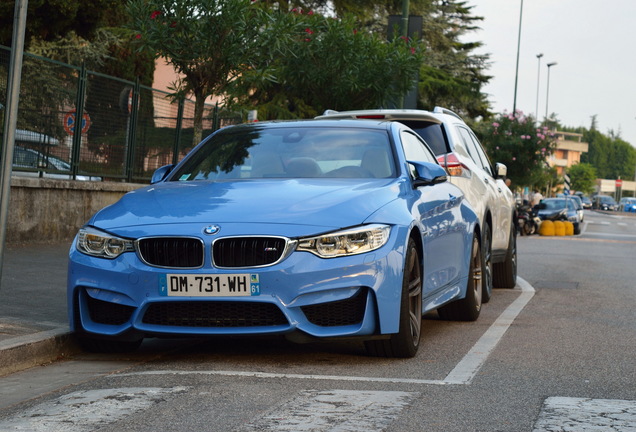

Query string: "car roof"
[316, 108, 455, 125]
[221, 118, 396, 132]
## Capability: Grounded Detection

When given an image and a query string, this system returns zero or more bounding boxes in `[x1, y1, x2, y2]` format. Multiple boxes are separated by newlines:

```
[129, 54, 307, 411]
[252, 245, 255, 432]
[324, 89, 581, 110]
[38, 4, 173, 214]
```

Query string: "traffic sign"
[63, 110, 91, 135]
[564, 173, 571, 194]
[616, 179, 623, 188]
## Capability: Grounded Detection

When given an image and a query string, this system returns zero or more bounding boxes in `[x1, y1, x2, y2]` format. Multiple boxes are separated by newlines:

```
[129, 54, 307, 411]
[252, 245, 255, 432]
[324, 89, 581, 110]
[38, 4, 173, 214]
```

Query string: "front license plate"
[159, 273, 260, 297]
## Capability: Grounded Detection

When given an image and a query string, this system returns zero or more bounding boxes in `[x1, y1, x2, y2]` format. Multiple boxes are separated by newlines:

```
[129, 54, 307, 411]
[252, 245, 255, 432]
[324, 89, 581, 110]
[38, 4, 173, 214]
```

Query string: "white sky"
[469, 0, 636, 147]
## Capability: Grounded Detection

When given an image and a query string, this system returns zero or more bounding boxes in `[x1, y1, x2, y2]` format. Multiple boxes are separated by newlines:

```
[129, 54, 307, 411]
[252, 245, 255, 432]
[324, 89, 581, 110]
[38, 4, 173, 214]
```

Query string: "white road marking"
[443, 277, 535, 384]
[240, 390, 418, 432]
[0, 387, 188, 431]
[114, 277, 535, 386]
[533, 397, 636, 431]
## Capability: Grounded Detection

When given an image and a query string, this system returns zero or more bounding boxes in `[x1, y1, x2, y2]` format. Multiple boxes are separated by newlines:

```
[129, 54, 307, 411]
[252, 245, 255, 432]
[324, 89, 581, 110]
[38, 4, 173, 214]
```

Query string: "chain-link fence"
[0, 45, 242, 183]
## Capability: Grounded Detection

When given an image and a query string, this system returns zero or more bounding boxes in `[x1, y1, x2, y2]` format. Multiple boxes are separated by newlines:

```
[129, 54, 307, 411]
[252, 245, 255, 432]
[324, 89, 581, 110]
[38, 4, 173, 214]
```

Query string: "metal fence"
[0, 45, 242, 183]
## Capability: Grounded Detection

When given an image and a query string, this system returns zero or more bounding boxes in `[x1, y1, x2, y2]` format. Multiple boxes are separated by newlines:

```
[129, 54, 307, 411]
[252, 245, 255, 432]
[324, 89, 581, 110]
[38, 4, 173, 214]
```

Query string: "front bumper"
[67, 235, 406, 341]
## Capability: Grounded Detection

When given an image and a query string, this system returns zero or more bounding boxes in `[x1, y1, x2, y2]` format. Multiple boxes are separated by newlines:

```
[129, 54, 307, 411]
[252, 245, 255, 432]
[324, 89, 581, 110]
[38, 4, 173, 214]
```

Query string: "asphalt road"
[0, 210, 635, 431]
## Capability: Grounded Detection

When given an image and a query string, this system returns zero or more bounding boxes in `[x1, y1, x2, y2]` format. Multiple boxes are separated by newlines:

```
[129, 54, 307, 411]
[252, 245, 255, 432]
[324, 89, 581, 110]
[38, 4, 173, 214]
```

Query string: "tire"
[522, 221, 534, 236]
[481, 223, 493, 303]
[365, 238, 422, 358]
[493, 222, 517, 288]
[437, 233, 482, 322]
[573, 223, 581, 235]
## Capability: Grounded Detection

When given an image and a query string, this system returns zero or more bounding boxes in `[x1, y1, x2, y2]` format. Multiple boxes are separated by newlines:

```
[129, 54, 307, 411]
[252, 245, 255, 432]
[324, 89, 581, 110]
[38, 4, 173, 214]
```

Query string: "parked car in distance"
[580, 195, 592, 210]
[569, 194, 585, 222]
[68, 119, 485, 358]
[592, 195, 618, 211]
[618, 197, 636, 212]
[536, 197, 582, 234]
[13, 146, 101, 181]
[316, 107, 518, 295]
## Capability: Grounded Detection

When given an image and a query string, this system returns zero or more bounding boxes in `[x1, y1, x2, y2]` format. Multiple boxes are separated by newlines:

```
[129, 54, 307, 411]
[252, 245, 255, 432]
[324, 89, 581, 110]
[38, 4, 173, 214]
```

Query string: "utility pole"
[398, 0, 410, 109]
[0, 0, 29, 287]
[512, 0, 524, 114]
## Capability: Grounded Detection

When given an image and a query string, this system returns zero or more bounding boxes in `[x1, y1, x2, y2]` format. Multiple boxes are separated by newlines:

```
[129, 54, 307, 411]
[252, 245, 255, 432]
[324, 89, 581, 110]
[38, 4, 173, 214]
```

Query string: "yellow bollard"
[539, 220, 555, 236]
[553, 220, 565, 236]
[564, 221, 574, 236]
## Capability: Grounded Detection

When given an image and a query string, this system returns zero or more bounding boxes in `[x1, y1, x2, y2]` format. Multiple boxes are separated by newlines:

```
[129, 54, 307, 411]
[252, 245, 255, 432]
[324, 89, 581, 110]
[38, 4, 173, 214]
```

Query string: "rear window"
[397, 121, 449, 155]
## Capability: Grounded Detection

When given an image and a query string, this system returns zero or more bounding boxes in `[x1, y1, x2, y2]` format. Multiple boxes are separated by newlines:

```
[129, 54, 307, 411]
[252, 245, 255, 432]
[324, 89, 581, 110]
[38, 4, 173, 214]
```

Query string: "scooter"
[516, 203, 540, 235]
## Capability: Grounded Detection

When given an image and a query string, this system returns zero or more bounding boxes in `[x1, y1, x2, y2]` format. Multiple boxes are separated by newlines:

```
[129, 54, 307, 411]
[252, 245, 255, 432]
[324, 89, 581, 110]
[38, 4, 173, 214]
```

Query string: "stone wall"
[7, 177, 143, 245]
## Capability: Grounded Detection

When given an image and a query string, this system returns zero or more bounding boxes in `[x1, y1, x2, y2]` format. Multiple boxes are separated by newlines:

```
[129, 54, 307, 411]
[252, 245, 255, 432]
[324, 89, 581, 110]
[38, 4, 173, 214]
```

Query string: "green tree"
[567, 163, 596, 195]
[0, 0, 119, 48]
[228, 10, 423, 119]
[127, 0, 286, 145]
[303, 0, 492, 118]
[475, 111, 557, 188]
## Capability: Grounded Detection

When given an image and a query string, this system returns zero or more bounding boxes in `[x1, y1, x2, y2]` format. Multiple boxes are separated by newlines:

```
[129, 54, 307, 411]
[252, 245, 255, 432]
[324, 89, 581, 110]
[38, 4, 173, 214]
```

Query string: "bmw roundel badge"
[203, 225, 221, 235]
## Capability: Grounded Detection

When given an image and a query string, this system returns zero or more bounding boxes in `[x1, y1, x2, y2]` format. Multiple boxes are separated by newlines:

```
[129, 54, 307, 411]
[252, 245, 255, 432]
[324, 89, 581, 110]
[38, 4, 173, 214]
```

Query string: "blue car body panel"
[67, 120, 478, 345]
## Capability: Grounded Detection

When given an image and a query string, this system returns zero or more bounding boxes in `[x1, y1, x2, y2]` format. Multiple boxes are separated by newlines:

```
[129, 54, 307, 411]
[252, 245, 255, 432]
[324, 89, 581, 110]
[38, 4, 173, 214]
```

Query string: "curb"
[0, 328, 80, 377]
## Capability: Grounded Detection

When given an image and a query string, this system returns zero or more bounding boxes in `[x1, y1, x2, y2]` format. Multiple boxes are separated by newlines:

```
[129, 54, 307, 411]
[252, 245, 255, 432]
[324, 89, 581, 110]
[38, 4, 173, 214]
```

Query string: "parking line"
[443, 277, 535, 384]
[114, 278, 535, 386]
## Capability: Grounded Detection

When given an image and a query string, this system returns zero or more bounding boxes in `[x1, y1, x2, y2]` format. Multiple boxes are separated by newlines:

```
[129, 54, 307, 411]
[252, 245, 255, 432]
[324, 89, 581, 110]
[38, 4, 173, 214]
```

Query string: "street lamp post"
[545, 62, 558, 120]
[535, 53, 543, 121]
[512, 0, 524, 114]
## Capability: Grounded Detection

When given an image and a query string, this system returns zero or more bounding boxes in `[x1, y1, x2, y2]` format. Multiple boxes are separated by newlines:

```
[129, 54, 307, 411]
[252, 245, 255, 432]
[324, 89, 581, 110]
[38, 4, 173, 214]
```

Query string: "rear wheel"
[365, 238, 422, 358]
[482, 223, 493, 303]
[437, 233, 482, 321]
[493, 221, 517, 288]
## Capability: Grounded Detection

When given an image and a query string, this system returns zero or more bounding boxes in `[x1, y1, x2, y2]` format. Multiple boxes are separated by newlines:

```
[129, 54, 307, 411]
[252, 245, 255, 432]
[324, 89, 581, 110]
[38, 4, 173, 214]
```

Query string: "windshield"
[170, 126, 397, 181]
[543, 199, 575, 211]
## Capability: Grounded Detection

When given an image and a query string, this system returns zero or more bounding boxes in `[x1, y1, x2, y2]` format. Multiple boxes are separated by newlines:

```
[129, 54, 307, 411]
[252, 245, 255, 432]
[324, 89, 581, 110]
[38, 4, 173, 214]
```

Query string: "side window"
[456, 126, 493, 176]
[468, 130, 494, 175]
[401, 131, 437, 164]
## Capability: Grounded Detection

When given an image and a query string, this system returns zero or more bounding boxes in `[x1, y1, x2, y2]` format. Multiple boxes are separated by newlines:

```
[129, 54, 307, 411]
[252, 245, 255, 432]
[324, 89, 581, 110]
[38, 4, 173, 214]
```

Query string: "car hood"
[89, 179, 401, 236]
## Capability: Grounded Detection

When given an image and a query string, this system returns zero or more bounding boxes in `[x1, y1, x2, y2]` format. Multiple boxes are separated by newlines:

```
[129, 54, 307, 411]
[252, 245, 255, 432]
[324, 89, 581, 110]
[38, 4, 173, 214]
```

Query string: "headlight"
[297, 224, 391, 258]
[76, 227, 135, 259]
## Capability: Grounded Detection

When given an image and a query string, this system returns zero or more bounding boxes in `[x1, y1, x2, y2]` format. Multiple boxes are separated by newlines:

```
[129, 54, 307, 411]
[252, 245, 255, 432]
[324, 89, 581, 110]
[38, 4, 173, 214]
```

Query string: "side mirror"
[151, 164, 175, 184]
[494, 162, 507, 179]
[409, 161, 448, 187]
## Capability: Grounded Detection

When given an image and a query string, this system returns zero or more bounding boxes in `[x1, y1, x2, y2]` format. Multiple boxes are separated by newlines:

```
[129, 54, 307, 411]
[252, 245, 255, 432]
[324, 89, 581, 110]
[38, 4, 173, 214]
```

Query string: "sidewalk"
[0, 242, 79, 376]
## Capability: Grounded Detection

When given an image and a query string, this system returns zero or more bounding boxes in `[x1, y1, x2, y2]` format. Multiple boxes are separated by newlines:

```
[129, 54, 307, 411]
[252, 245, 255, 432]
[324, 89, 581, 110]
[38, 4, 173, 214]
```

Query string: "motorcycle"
[516, 203, 541, 235]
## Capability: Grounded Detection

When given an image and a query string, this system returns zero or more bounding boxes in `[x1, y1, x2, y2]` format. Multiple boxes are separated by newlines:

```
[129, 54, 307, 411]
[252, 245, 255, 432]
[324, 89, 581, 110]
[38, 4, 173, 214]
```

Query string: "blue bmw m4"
[68, 119, 483, 357]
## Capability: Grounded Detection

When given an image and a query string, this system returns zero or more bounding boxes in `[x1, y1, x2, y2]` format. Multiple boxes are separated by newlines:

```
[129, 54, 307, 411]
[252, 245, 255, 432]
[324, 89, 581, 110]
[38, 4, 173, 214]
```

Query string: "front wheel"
[365, 238, 422, 358]
[437, 232, 483, 321]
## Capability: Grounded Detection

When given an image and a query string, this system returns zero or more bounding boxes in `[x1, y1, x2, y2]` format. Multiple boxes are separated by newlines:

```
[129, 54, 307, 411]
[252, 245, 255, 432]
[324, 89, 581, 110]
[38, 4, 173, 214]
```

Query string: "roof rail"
[433, 106, 463, 120]
[321, 109, 339, 116]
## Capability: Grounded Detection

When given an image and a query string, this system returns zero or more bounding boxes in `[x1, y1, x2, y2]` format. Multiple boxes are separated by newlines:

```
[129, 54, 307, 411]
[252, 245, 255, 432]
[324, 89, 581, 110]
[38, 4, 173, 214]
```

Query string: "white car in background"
[317, 107, 517, 297]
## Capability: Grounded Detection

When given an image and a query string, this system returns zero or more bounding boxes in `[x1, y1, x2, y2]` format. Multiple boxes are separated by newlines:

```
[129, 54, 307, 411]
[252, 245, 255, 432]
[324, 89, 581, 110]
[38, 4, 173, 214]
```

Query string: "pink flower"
[492, 122, 500, 128]
[307, 10, 314, 15]
[512, 157, 517, 161]
[410, 47, 416, 54]
[150, 10, 161, 19]
[135, 34, 142, 39]
[305, 28, 313, 35]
